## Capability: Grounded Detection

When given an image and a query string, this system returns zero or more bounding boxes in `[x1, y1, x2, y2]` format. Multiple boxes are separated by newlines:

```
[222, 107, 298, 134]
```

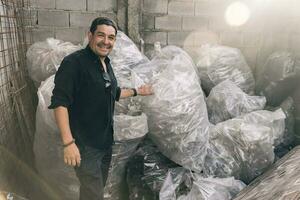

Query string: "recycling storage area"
[1, 0, 300, 199]
[27, 31, 300, 200]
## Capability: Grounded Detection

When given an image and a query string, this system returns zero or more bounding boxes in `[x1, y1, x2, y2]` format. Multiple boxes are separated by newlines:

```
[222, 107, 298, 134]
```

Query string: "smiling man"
[48, 17, 152, 200]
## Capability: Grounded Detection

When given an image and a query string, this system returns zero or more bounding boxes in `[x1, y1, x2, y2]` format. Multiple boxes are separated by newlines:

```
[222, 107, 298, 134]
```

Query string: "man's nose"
[102, 36, 110, 44]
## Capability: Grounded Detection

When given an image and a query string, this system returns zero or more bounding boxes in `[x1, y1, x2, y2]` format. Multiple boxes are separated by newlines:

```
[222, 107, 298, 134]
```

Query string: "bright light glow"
[225, 1, 250, 26]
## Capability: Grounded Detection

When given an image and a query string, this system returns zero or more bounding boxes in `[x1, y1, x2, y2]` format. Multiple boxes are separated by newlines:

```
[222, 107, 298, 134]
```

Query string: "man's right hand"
[64, 143, 81, 167]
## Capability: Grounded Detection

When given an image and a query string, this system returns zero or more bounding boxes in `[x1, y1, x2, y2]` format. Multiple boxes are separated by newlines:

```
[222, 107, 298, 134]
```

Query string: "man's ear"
[88, 31, 92, 41]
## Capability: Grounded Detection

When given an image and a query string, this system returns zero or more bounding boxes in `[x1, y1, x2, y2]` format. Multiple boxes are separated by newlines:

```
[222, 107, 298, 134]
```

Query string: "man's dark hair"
[89, 17, 118, 35]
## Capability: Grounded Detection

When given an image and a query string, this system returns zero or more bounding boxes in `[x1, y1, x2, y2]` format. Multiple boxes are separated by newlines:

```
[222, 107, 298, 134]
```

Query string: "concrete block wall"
[31, 0, 117, 44]
[141, 0, 300, 73]
[30, 0, 300, 73]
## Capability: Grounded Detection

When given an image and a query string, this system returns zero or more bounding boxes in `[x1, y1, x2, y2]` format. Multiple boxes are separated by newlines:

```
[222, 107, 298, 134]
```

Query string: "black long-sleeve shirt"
[49, 45, 121, 150]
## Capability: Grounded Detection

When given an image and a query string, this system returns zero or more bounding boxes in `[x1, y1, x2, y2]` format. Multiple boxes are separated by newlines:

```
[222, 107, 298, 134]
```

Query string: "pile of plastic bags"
[27, 32, 298, 200]
[194, 44, 255, 95]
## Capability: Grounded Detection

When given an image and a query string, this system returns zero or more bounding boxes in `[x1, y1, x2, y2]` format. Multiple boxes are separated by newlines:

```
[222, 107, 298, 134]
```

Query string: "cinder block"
[142, 31, 167, 45]
[168, 1, 194, 16]
[142, 14, 155, 30]
[155, 16, 181, 31]
[98, 12, 117, 22]
[56, 0, 86, 11]
[55, 28, 86, 44]
[33, 0, 55, 9]
[168, 31, 194, 46]
[220, 31, 243, 47]
[195, 1, 227, 16]
[87, 0, 117, 12]
[38, 10, 69, 27]
[183, 16, 208, 30]
[143, 0, 168, 14]
[70, 12, 98, 27]
[32, 27, 55, 43]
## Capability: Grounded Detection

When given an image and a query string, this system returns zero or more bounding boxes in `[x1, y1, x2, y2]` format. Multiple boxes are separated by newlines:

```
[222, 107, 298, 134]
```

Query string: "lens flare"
[225, 1, 250, 26]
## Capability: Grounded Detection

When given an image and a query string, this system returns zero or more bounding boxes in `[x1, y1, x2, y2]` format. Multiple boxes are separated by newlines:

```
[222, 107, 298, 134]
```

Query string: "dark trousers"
[74, 145, 112, 200]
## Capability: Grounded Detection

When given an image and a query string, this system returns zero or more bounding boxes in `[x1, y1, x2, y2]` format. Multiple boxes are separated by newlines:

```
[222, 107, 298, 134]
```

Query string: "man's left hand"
[137, 84, 154, 96]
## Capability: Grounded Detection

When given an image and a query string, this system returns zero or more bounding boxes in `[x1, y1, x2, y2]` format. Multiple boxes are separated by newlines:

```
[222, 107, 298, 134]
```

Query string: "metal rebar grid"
[0, 0, 37, 197]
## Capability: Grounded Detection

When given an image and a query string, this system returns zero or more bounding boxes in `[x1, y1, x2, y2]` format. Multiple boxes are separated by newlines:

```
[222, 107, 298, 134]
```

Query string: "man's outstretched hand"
[137, 84, 154, 96]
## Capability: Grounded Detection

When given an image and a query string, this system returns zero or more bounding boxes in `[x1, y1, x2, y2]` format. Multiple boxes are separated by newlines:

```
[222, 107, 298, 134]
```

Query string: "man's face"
[88, 24, 116, 58]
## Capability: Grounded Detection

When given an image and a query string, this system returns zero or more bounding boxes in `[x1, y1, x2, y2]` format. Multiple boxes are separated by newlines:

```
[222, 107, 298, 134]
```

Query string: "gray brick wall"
[32, 0, 300, 73]
[141, 0, 300, 73]
[32, 0, 117, 44]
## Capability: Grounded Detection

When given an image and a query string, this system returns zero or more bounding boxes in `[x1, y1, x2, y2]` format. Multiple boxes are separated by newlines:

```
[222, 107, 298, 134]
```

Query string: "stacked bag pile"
[27, 31, 299, 200]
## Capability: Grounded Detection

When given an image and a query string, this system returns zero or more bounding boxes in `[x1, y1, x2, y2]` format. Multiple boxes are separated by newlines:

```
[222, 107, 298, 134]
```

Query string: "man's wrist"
[132, 88, 137, 96]
[63, 139, 75, 148]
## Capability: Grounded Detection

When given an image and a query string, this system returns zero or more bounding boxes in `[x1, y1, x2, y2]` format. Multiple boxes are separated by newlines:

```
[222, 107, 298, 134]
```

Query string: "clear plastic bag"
[110, 31, 149, 88]
[159, 168, 191, 200]
[159, 169, 245, 200]
[113, 113, 148, 141]
[207, 80, 266, 124]
[177, 176, 245, 200]
[292, 87, 300, 144]
[0, 192, 29, 200]
[195, 44, 255, 95]
[203, 109, 286, 183]
[132, 45, 210, 172]
[34, 76, 80, 200]
[36, 75, 57, 132]
[126, 138, 180, 200]
[104, 114, 148, 200]
[109, 31, 150, 115]
[234, 146, 300, 200]
[267, 97, 295, 158]
[26, 38, 81, 86]
[256, 52, 300, 106]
